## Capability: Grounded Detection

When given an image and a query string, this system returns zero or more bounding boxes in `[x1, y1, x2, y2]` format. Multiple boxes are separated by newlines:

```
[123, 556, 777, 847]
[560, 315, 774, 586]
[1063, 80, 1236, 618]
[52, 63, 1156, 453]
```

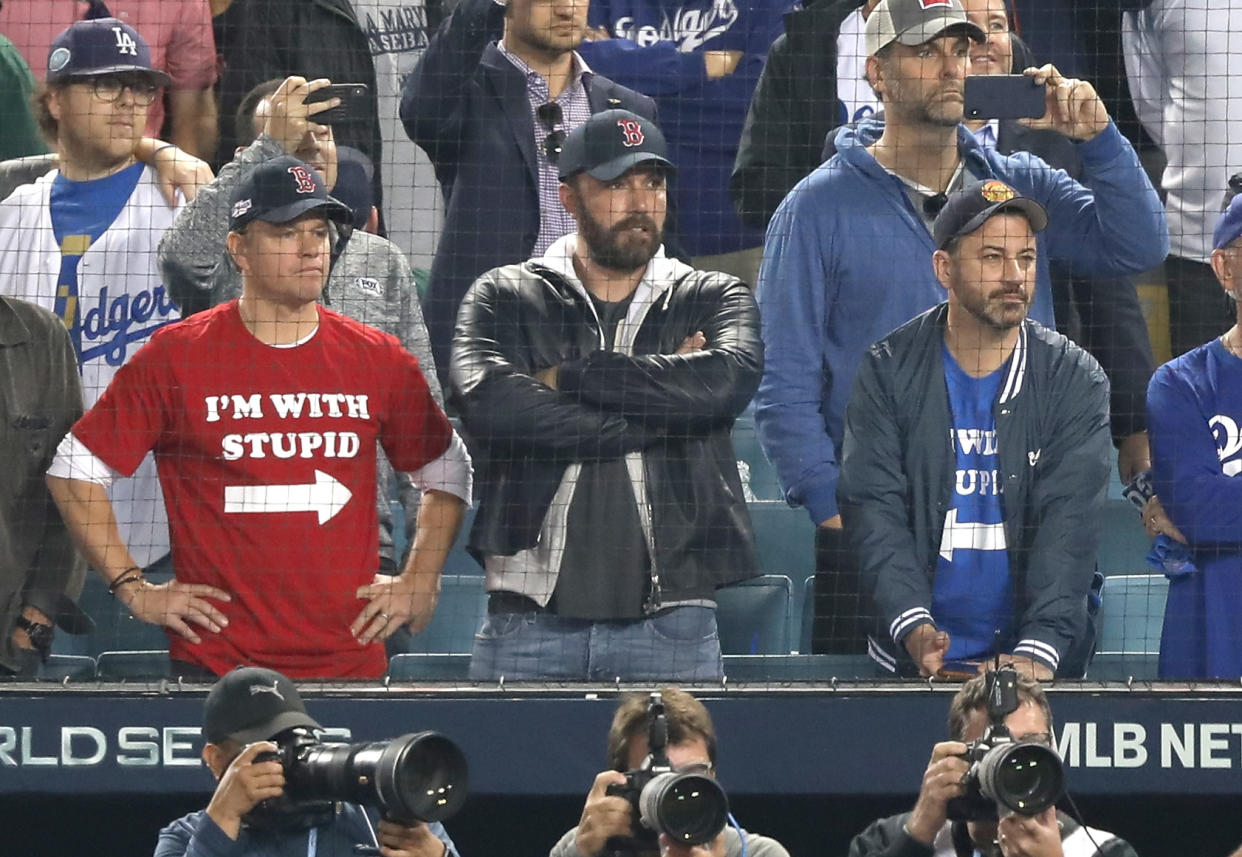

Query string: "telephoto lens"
[637, 770, 730, 846]
[287, 731, 469, 824]
[976, 739, 1064, 816]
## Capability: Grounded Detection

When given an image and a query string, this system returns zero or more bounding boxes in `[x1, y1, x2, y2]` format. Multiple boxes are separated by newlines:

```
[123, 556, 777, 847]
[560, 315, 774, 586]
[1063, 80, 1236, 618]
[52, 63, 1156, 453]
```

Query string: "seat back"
[1096, 574, 1169, 655]
[715, 574, 792, 655]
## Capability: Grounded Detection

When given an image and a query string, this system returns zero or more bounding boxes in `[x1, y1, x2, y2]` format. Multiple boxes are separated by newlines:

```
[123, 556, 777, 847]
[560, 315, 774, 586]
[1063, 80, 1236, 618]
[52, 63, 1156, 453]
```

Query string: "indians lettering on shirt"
[204, 391, 371, 465]
[612, 0, 740, 51]
[1209, 413, 1242, 476]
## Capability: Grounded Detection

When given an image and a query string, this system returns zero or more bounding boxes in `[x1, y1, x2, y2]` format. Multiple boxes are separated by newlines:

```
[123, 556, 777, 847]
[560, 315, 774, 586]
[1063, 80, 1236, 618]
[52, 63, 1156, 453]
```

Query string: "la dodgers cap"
[229, 155, 352, 232]
[1213, 194, 1242, 251]
[865, 0, 985, 58]
[933, 179, 1049, 250]
[46, 17, 171, 86]
[558, 109, 676, 183]
[203, 667, 323, 745]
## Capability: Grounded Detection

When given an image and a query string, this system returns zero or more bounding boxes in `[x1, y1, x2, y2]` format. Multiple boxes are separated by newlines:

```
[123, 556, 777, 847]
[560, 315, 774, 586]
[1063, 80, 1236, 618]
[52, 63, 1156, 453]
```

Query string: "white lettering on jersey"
[1209, 414, 1242, 476]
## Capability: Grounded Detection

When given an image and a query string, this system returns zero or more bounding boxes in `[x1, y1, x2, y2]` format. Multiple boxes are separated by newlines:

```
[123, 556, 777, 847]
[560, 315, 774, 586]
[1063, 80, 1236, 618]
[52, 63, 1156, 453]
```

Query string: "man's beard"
[578, 205, 663, 273]
[958, 282, 1031, 331]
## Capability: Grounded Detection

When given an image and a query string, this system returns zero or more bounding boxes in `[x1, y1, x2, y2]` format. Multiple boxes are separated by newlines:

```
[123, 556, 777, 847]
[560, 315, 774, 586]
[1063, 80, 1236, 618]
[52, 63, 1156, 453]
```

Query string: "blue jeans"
[468, 605, 723, 682]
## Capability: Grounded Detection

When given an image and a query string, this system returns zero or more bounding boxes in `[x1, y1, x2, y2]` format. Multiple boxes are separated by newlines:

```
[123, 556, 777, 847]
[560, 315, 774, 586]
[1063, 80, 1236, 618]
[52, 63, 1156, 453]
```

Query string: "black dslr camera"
[246, 727, 469, 830]
[945, 666, 1064, 821]
[604, 693, 730, 852]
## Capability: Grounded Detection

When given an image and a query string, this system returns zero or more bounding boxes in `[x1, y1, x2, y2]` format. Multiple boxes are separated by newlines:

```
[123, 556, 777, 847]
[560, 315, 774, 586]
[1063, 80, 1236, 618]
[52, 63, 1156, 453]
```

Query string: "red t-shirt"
[72, 302, 452, 678]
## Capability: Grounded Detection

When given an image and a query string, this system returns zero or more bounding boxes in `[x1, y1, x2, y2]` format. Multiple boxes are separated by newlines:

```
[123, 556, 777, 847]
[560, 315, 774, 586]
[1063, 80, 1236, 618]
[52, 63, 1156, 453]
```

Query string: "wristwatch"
[14, 614, 55, 658]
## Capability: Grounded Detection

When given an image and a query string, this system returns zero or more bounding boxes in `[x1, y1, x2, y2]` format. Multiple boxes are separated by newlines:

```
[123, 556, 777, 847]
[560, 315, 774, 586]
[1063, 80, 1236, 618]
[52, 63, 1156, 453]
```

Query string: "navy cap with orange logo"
[933, 179, 1049, 250]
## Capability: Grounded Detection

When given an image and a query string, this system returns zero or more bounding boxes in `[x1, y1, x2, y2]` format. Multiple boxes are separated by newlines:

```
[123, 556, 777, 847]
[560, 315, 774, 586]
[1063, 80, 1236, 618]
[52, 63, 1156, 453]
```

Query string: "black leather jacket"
[451, 250, 763, 603]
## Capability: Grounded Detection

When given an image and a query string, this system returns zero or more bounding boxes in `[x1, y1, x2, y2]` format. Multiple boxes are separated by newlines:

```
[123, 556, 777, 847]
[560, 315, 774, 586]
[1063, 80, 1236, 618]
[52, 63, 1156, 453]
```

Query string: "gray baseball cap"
[865, 0, 986, 57]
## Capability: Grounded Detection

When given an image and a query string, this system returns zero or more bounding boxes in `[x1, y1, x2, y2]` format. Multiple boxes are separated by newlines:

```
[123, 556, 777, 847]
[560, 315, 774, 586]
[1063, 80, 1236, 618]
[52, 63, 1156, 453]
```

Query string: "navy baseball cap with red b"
[558, 109, 676, 182]
[46, 18, 171, 86]
[229, 156, 352, 232]
[203, 667, 322, 745]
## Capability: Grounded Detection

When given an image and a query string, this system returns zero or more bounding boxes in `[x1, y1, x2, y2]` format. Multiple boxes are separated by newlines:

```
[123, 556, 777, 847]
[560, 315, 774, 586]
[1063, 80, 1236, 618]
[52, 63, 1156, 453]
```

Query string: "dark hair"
[234, 78, 286, 149]
[606, 688, 718, 773]
[946, 672, 1054, 742]
[32, 80, 62, 144]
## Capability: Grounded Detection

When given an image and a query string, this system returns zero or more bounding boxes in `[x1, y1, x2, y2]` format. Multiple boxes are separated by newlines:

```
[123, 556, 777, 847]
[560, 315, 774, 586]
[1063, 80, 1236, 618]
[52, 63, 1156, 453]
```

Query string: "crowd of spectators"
[0, 0, 1239, 685]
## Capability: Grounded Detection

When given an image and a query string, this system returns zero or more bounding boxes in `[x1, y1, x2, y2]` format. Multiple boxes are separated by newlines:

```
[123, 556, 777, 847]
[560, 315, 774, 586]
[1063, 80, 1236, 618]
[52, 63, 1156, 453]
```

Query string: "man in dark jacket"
[838, 181, 1111, 679]
[451, 111, 762, 682]
[847, 671, 1138, 857]
[402, 0, 658, 379]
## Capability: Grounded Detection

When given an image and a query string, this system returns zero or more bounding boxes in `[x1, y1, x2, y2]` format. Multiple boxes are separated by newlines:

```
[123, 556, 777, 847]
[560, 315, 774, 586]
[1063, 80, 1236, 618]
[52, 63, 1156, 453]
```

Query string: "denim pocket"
[649, 606, 719, 643]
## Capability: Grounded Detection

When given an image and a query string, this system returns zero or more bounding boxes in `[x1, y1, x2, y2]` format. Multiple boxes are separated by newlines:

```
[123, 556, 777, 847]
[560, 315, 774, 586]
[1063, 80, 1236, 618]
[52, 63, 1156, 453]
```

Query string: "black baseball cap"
[865, 0, 985, 57]
[933, 179, 1048, 250]
[558, 109, 676, 182]
[46, 18, 171, 86]
[203, 667, 322, 745]
[229, 156, 352, 232]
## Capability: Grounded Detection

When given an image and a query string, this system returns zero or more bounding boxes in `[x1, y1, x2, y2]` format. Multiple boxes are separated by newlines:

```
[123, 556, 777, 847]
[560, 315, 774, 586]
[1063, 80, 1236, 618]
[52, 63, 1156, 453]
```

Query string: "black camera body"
[604, 694, 729, 852]
[946, 667, 1065, 821]
[247, 727, 469, 830]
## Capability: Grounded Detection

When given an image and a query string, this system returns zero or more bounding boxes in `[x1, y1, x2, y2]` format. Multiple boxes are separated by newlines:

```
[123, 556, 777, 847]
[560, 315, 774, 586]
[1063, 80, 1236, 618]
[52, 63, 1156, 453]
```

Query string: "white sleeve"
[406, 430, 473, 505]
[46, 432, 121, 488]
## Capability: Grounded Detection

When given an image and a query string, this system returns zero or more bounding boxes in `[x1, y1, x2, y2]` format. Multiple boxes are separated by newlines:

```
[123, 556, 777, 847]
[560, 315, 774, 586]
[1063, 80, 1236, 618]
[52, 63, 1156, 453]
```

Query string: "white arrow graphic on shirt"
[938, 508, 1007, 562]
[223, 470, 352, 525]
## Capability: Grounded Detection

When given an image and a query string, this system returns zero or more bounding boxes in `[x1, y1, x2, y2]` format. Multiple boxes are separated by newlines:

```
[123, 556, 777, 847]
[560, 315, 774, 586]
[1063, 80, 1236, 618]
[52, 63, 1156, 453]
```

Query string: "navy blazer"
[401, 0, 658, 377]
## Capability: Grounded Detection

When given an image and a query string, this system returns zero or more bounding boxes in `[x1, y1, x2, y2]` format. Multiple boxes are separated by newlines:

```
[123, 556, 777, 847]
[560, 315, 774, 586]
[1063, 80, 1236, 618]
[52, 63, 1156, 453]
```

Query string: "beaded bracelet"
[107, 568, 145, 597]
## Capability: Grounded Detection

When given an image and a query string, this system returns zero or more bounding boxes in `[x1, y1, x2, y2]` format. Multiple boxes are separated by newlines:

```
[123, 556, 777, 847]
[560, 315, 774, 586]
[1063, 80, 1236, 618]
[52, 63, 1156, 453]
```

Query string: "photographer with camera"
[847, 670, 1135, 857]
[551, 689, 789, 857]
[155, 667, 462, 857]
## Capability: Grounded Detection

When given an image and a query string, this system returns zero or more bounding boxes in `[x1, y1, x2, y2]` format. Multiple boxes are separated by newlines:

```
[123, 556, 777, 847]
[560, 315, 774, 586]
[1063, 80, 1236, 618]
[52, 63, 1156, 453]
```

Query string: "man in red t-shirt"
[47, 155, 465, 678]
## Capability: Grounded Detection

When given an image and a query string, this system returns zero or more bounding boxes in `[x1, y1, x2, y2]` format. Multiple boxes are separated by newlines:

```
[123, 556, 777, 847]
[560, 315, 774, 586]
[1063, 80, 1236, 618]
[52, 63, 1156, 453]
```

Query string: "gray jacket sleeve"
[0, 153, 56, 202]
[157, 135, 286, 313]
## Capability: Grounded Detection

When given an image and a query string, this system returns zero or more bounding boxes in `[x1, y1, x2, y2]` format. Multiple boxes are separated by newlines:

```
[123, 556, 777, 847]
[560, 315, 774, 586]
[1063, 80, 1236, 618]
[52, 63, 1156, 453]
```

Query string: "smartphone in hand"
[964, 75, 1046, 121]
[304, 83, 370, 124]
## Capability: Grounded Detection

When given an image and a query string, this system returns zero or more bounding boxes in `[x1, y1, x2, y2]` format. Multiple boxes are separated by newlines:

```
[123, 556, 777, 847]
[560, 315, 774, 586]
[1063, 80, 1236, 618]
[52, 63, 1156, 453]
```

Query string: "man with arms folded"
[47, 158, 465, 679]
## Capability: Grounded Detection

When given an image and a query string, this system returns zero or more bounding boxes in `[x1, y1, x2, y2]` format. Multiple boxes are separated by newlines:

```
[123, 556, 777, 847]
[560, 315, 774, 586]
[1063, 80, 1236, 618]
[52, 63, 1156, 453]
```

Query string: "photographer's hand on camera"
[376, 818, 448, 857]
[995, 807, 1063, 857]
[576, 771, 634, 856]
[903, 624, 951, 678]
[206, 742, 286, 840]
[979, 656, 1053, 682]
[905, 741, 970, 846]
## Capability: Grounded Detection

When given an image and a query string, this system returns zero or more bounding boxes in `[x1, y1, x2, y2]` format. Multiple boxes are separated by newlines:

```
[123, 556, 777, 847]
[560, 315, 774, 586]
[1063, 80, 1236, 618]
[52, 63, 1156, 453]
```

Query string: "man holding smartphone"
[753, 0, 1167, 661]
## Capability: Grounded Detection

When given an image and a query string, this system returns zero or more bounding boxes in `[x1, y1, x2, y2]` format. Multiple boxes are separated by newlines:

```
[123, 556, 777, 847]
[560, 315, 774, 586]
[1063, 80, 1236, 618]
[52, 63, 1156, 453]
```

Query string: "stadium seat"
[799, 574, 815, 654]
[37, 654, 96, 682]
[1096, 500, 1151, 577]
[387, 653, 472, 681]
[721, 654, 875, 682]
[96, 650, 172, 680]
[746, 502, 815, 579]
[1095, 574, 1169, 656]
[715, 574, 793, 655]
[396, 575, 488, 655]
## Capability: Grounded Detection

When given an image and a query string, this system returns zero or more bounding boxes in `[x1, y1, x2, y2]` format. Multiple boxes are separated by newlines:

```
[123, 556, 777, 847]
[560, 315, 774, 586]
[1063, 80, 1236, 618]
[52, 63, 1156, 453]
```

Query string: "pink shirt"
[0, 0, 217, 136]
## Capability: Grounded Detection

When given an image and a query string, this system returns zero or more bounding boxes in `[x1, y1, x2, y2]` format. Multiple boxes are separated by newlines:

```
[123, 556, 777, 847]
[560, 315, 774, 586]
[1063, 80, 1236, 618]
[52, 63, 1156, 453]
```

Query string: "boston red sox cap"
[229, 155, 352, 232]
[46, 17, 171, 86]
[865, 0, 985, 58]
[203, 667, 322, 745]
[933, 179, 1048, 250]
[558, 109, 677, 183]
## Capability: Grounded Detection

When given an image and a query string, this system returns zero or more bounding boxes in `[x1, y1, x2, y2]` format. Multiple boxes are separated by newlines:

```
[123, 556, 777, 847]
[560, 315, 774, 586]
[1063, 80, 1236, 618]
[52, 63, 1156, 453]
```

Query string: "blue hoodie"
[578, 0, 790, 258]
[755, 117, 1168, 525]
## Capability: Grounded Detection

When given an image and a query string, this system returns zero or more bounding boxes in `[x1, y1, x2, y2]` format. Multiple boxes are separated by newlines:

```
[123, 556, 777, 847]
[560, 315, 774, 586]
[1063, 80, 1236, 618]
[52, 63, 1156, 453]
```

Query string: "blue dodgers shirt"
[49, 161, 145, 363]
[933, 344, 1014, 660]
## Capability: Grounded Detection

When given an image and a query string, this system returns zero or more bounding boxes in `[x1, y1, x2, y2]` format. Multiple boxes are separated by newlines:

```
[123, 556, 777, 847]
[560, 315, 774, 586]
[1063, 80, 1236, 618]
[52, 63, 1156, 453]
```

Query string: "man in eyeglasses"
[752, 0, 1167, 660]
[451, 111, 762, 682]
[0, 17, 185, 600]
[848, 671, 1137, 857]
[402, 0, 659, 381]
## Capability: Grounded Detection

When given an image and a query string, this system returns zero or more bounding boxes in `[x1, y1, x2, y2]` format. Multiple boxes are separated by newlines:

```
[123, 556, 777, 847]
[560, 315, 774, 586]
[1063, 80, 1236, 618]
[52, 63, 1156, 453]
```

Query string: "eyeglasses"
[74, 73, 161, 106]
[537, 101, 565, 165]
